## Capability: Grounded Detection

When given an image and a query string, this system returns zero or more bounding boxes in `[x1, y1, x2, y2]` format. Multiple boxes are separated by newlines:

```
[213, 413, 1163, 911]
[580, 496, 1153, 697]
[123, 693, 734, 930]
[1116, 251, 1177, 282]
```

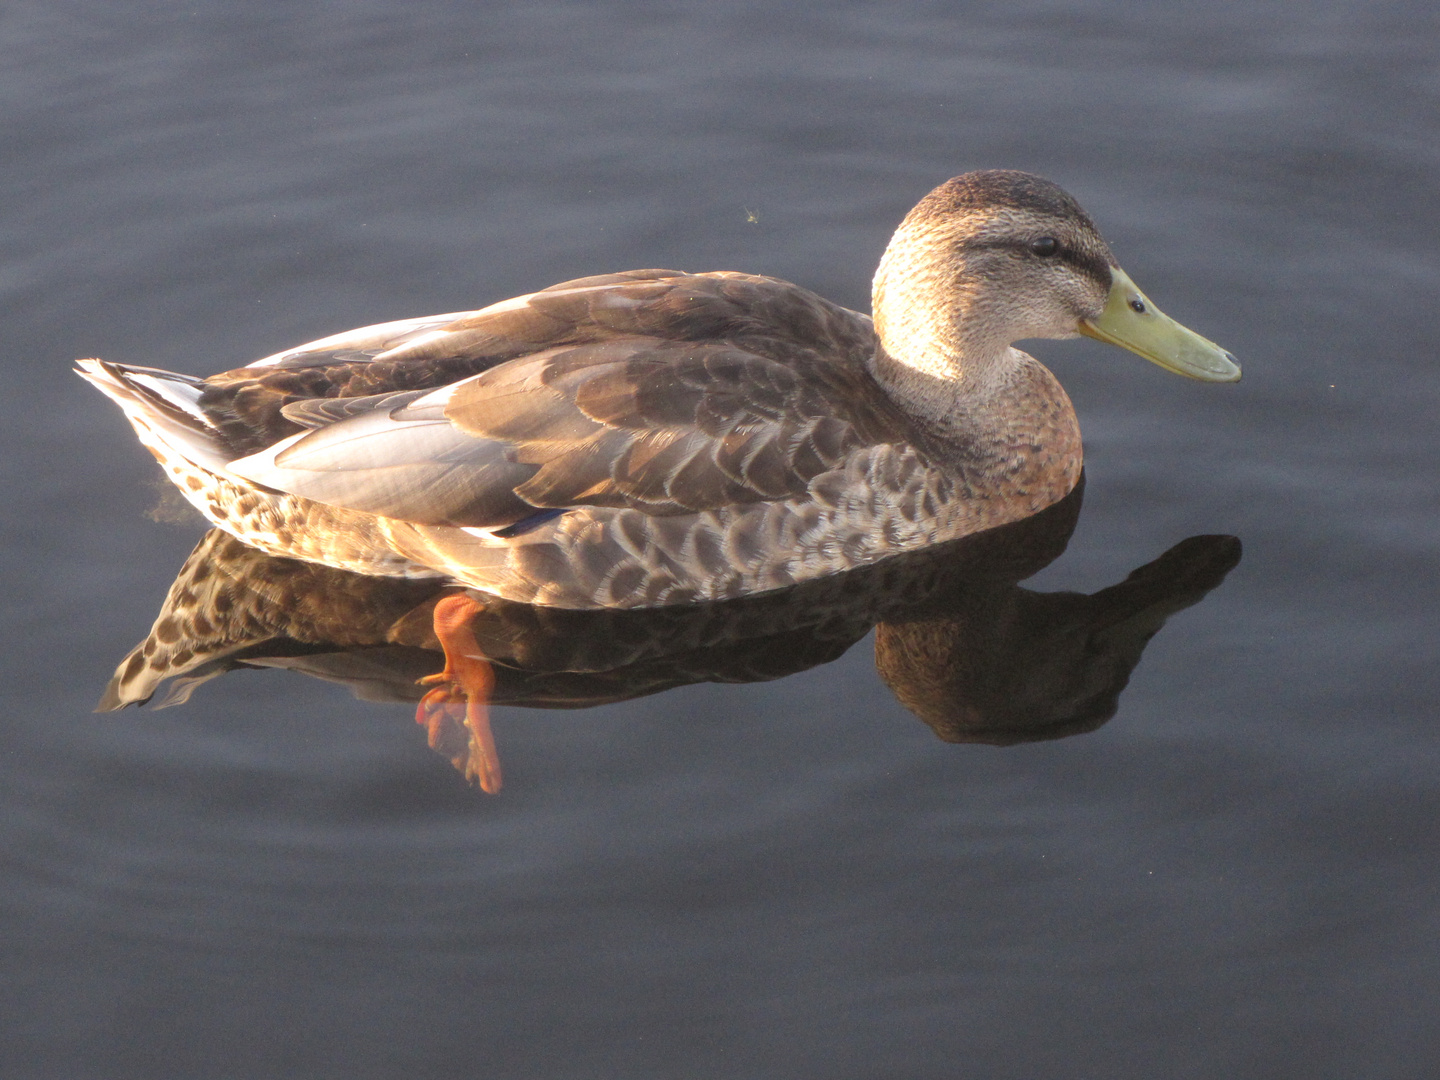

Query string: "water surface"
[4, 2, 1439, 1077]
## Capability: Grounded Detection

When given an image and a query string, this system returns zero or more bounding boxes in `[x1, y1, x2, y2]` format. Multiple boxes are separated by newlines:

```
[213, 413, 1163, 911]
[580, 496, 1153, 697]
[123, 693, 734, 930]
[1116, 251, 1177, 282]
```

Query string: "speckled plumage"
[78, 171, 1133, 609]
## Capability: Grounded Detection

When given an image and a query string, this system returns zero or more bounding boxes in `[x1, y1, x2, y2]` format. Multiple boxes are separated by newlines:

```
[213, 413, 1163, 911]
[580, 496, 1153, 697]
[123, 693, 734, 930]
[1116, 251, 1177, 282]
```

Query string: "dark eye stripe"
[1058, 247, 1114, 290]
[958, 238, 1114, 290]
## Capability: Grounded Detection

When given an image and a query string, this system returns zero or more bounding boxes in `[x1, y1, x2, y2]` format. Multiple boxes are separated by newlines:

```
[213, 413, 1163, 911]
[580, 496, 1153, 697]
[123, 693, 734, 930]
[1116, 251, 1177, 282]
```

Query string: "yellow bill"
[1079, 267, 1241, 382]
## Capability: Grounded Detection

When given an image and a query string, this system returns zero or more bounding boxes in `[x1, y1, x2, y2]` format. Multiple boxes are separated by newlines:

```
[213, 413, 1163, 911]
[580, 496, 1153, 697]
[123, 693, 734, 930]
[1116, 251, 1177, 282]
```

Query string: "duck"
[79, 169, 1239, 791]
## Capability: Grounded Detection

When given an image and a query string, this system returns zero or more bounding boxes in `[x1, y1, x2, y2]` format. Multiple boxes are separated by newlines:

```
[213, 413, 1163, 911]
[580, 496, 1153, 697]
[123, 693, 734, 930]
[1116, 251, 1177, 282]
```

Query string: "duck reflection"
[98, 483, 1240, 789]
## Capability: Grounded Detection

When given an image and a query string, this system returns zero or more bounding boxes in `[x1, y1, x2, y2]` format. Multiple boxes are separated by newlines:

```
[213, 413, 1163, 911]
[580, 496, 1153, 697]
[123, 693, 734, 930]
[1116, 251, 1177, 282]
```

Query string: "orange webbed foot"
[415, 593, 501, 793]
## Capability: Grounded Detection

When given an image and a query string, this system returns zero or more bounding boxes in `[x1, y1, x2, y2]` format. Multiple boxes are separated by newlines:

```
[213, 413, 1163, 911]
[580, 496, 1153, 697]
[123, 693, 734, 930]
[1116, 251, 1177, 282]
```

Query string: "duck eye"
[1029, 236, 1060, 257]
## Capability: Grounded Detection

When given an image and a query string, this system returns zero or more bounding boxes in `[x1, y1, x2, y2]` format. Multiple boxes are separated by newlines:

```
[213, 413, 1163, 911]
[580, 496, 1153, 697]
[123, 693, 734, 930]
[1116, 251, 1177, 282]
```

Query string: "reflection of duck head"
[875, 534, 1241, 745]
[100, 483, 1240, 786]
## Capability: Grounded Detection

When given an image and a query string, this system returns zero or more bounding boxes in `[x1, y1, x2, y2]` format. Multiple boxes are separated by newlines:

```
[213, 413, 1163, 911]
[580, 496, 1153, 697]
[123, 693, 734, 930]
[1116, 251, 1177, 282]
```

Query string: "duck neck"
[866, 261, 1023, 440]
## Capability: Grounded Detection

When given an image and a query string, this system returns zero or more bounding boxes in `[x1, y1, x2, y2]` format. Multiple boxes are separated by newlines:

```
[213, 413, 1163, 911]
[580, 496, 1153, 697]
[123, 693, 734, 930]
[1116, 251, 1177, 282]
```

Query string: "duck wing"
[192, 269, 880, 454]
[226, 325, 895, 529]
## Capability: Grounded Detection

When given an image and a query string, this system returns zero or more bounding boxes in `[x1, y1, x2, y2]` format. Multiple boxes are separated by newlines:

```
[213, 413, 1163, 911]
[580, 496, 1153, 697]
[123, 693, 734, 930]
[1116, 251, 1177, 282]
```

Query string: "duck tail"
[76, 358, 234, 474]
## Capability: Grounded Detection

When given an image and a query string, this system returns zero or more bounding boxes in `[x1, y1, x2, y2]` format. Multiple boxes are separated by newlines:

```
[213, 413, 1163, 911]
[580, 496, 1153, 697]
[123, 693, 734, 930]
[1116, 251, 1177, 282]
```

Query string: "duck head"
[872, 170, 1240, 387]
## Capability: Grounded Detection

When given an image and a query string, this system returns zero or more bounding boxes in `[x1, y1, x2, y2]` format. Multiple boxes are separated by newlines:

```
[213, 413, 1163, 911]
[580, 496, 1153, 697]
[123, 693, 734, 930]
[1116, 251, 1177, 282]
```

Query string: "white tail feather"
[76, 359, 233, 474]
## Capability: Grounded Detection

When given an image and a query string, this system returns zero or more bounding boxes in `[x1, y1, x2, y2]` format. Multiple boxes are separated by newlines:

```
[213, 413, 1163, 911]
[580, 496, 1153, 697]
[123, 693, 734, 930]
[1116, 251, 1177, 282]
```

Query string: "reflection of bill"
[98, 484, 1239, 790]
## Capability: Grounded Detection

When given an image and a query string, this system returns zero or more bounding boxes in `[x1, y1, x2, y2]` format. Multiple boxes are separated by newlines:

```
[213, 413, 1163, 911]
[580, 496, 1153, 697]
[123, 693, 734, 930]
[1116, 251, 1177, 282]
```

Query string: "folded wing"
[227, 331, 876, 529]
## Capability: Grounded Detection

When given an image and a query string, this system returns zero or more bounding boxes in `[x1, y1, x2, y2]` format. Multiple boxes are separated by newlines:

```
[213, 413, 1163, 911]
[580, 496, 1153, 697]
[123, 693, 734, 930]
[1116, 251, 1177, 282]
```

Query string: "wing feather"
[227, 403, 537, 527]
[194, 270, 920, 527]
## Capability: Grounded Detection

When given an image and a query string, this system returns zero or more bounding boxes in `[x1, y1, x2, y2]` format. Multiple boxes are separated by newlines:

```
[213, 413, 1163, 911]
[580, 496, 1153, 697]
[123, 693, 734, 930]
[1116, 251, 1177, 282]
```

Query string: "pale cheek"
[1029, 306, 1087, 340]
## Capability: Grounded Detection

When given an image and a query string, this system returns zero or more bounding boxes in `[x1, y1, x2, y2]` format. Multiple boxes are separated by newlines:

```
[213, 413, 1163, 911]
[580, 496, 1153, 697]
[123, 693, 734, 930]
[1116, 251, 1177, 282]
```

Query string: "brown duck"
[79, 170, 1240, 790]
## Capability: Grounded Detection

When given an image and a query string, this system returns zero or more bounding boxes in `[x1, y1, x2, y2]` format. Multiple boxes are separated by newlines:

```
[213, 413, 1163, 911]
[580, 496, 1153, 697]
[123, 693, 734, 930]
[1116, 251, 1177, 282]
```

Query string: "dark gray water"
[6, 2, 1439, 1077]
